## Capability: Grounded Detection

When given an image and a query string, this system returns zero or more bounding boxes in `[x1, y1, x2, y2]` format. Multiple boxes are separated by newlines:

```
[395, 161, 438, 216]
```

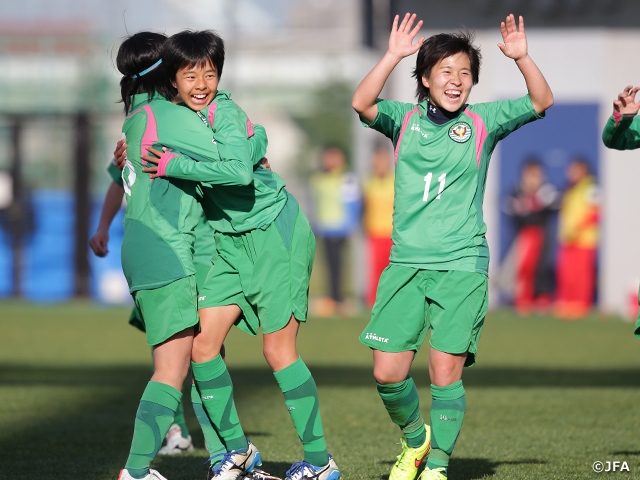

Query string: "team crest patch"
[448, 122, 472, 143]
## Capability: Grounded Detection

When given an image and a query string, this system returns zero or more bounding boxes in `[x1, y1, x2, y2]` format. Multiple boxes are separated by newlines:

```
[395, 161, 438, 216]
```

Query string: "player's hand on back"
[141, 146, 166, 179]
[387, 13, 424, 61]
[114, 137, 127, 171]
[498, 14, 528, 61]
[613, 85, 640, 116]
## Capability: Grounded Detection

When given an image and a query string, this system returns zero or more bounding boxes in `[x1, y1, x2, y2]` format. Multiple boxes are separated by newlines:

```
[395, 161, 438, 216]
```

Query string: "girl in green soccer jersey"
[352, 13, 553, 480]
[140, 30, 340, 480]
[113, 32, 271, 480]
[90, 166, 196, 456]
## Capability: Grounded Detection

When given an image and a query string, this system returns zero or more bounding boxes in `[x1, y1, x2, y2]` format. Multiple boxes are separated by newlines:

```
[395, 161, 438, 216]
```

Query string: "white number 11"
[423, 172, 446, 202]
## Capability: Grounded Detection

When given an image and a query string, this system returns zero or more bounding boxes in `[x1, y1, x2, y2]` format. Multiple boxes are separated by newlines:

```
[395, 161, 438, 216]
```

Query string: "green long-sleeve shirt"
[120, 92, 267, 292]
[602, 113, 640, 150]
[157, 90, 288, 234]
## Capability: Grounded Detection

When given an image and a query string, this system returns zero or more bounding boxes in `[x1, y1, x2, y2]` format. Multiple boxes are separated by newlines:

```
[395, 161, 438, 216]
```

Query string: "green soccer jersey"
[156, 90, 289, 233]
[364, 95, 543, 274]
[120, 93, 267, 292]
[602, 113, 640, 150]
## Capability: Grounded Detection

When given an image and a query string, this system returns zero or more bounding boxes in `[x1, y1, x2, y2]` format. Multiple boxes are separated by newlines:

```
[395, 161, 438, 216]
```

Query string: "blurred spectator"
[504, 159, 559, 315]
[555, 159, 599, 319]
[309, 146, 361, 316]
[362, 145, 394, 309]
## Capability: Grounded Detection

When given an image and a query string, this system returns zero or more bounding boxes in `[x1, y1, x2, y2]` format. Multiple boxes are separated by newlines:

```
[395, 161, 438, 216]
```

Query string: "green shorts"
[133, 275, 200, 346]
[128, 305, 145, 332]
[359, 266, 488, 367]
[199, 194, 316, 335]
[127, 214, 215, 334]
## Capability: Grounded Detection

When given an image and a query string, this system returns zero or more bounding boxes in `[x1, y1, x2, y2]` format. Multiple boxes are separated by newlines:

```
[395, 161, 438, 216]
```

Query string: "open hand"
[141, 146, 163, 178]
[388, 13, 424, 60]
[613, 85, 640, 116]
[498, 14, 528, 61]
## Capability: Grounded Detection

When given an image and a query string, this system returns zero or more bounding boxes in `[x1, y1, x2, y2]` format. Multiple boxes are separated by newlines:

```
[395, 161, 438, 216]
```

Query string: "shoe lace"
[285, 461, 313, 480]
[423, 467, 446, 480]
[393, 439, 415, 473]
[206, 447, 248, 474]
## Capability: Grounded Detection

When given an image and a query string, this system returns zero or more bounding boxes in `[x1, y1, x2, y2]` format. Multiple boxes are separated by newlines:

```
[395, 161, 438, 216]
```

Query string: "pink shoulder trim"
[394, 106, 420, 165]
[464, 108, 487, 168]
[208, 101, 217, 129]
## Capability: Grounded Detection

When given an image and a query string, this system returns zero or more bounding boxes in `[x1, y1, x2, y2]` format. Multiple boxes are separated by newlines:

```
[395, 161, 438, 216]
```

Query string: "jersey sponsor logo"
[410, 123, 429, 139]
[364, 332, 389, 343]
[448, 122, 472, 143]
[202, 395, 214, 400]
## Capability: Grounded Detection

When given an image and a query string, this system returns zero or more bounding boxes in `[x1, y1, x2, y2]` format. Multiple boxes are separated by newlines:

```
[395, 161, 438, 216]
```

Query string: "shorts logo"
[364, 332, 389, 343]
[198, 296, 206, 301]
[448, 122, 472, 143]
[202, 395, 214, 400]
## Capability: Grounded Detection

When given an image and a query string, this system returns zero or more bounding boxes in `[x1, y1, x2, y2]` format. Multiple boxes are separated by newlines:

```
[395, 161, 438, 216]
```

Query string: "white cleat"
[118, 468, 168, 480]
[207, 439, 262, 480]
[285, 456, 340, 480]
[158, 423, 194, 455]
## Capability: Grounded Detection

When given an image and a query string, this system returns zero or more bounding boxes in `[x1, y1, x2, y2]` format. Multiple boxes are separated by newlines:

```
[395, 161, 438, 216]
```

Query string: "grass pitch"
[1, 301, 639, 479]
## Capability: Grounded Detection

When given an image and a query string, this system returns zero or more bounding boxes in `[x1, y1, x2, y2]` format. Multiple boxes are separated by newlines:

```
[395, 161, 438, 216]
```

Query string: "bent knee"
[373, 367, 406, 385]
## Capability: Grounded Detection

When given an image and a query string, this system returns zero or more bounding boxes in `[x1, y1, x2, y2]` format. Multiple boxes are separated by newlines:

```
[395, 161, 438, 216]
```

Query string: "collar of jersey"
[128, 92, 164, 112]
[419, 100, 466, 126]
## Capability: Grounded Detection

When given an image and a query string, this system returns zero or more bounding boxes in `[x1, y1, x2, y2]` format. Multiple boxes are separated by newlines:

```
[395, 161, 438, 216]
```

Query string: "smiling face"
[421, 52, 473, 113]
[171, 59, 218, 111]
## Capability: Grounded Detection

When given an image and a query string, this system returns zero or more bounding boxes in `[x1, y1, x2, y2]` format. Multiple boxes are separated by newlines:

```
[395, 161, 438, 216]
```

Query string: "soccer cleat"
[118, 469, 168, 480]
[284, 455, 340, 480]
[243, 469, 282, 480]
[388, 425, 431, 480]
[206, 439, 262, 480]
[158, 423, 194, 455]
[418, 467, 447, 480]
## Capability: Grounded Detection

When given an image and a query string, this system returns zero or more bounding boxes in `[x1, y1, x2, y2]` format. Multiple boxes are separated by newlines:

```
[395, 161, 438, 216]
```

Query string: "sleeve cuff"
[156, 152, 178, 177]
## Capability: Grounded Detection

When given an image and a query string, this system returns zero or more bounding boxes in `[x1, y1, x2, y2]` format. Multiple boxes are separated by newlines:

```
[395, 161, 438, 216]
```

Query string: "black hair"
[523, 157, 543, 170]
[413, 30, 482, 102]
[116, 32, 175, 113]
[162, 30, 225, 82]
[570, 157, 591, 173]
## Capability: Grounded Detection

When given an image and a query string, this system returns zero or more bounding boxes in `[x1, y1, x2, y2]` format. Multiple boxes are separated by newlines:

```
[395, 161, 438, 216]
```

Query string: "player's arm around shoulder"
[498, 14, 553, 115]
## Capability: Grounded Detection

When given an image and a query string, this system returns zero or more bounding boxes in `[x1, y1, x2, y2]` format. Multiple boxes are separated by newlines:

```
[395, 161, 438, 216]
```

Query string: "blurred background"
[1, 0, 640, 320]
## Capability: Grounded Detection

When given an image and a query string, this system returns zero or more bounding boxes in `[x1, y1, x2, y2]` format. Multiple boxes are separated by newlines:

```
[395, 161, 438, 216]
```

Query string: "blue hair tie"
[130, 58, 163, 79]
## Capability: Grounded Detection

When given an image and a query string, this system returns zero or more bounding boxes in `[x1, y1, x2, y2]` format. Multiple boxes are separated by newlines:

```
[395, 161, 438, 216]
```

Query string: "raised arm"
[352, 13, 424, 124]
[498, 14, 553, 114]
[602, 86, 640, 150]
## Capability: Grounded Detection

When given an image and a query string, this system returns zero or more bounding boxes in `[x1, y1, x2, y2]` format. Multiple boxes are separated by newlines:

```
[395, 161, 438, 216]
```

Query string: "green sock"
[426, 381, 466, 474]
[192, 355, 247, 452]
[377, 376, 426, 448]
[124, 381, 181, 479]
[191, 381, 226, 464]
[174, 395, 190, 439]
[274, 357, 329, 467]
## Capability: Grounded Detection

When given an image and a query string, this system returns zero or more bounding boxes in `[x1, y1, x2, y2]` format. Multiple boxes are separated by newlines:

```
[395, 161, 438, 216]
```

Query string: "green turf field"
[1, 301, 639, 479]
